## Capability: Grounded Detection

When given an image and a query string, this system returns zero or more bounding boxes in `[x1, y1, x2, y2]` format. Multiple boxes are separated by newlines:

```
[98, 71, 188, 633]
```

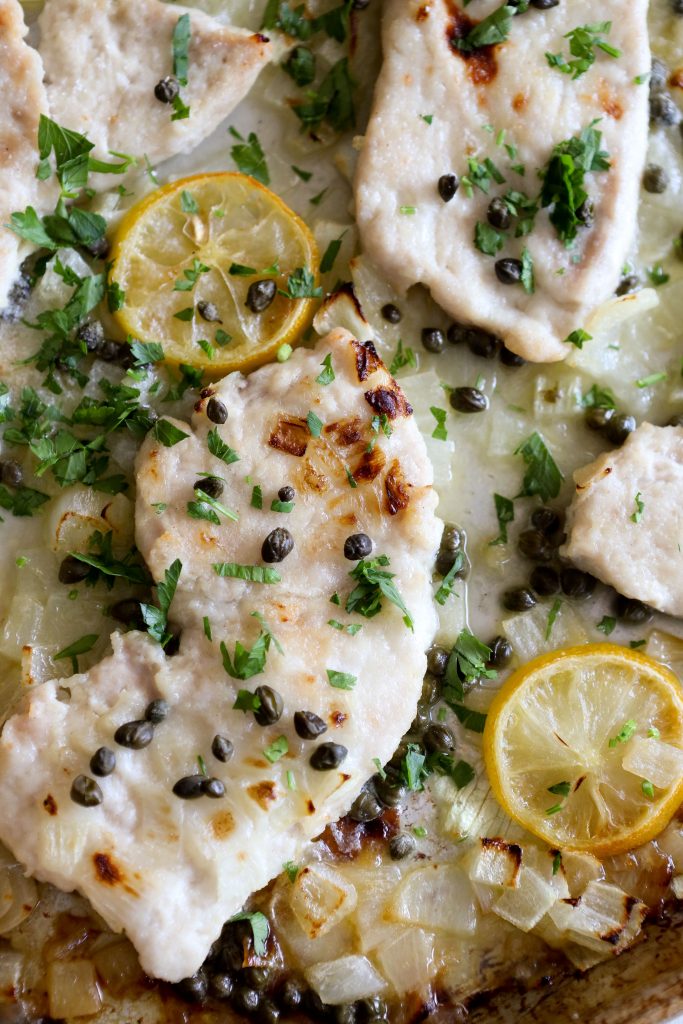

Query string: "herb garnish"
[389, 340, 417, 375]
[539, 124, 610, 247]
[316, 353, 335, 385]
[171, 15, 191, 121]
[545, 598, 562, 640]
[293, 58, 355, 134]
[213, 563, 281, 583]
[546, 22, 621, 80]
[207, 428, 240, 465]
[455, 4, 517, 52]
[187, 488, 238, 525]
[490, 493, 514, 546]
[229, 127, 270, 186]
[564, 328, 592, 349]
[326, 669, 357, 690]
[515, 432, 563, 502]
[430, 407, 448, 441]
[228, 912, 269, 957]
[596, 615, 616, 635]
[345, 555, 413, 630]
[141, 559, 182, 647]
[630, 491, 644, 523]
[54, 633, 99, 673]
[609, 719, 637, 748]
[223, 614, 282, 681]
[264, 736, 289, 763]
[434, 553, 464, 606]
[279, 267, 322, 300]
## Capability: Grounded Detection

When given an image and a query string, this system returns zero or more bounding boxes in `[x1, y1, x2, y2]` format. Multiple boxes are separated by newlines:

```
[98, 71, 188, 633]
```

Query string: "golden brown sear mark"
[269, 416, 310, 457]
[43, 794, 57, 816]
[364, 385, 412, 421]
[385, 459, 411, 515]
[94, 852, 123, 886]
[353, 446, 386, 483]
[353, 339, 383, 382]
[324, 416, 364, 446]
[444, 1, 498, 86]
[247, 781, 277, 809]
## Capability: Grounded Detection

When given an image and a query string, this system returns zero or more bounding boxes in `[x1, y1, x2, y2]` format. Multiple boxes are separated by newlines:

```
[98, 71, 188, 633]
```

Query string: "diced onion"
[47, 959, 102, 1018]
[621, 736, 683, 789]
[548, 880, 647, 955]
[375, 927, 435, 997]
[502, 602, 588, 663]
[557, 850, 604, 898]
[431, 773, 515, 843]
[522, 845, 570, 900]
[656, 823, 683, 871]
[0, 950, 24, 996]
[465, 837, 521, 889]
[491, 866, 556, 932]
[305, 955, 387, 1004]
[388, 864, 477, 936]
[646, 629, 683, 676]
[532, 374, 583, 422]
[584, 288, 659, 336]
[0, 846, 38, 935]
[313, 288, 372, 341]
[289, 864, 357, 940]
[338, 865, 402, 953]
[402, 371, 456, 488]
[672, 875, 683, 899]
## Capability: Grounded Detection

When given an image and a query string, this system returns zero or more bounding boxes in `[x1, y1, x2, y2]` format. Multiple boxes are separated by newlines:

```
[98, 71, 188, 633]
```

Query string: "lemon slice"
[109, 173, 319, 375]
[483, 643, 683, 856]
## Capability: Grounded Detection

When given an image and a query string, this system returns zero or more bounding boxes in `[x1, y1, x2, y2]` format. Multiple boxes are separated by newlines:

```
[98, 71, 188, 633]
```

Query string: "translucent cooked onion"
[305, 954, 387, 1004]
[47, 487, 134, 554]
[501, 602, 588, 663]
[92, 938, 145, 996]
[621, 736, 683, 789]
[0, 847, 38, 935]
[47, 959, 102, 1018]
[548, 880, 647, 955]
[288, 864, 358, 940]
[388, 864, 477, 936]
[558, 850, 605, 898]
[0, 950, 24, 995]
[491, 866, 557, 932]
[466, 838, 521, 889]
[672, 875, 683, 899]
[375, 927, 435, 997]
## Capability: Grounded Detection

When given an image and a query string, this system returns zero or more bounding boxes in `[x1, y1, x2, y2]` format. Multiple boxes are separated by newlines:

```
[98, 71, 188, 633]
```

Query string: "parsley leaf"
[221, 630, 274, 680]
[140, 559, 182, 646]
[283, 45, 316, 87]
[630, 491, 644, 523]
[609, 719, 637, 748]
[326, 668, 357, 690]
[430, 406, 448, 441]
[320, 235, 344, 275]
[546, 22, 621, 80]
[264, 736, 289, 763]
[172, 13, 191, 85]
[228, 911, 269, 957]
[207, 427, 240, 465]
[316, 353, 336, 385]
[345, 554, 413, 630]
[389, 340, 417, 375]
[54, 632, 98, 673]
[434, 553, 463, 606]
[230, 128, 270, 186]
[474, 221, 506, 256]
[153, 419, 189, 447]
[444, 630, 497, 703]
[306, 410, 323, 437]
[582, 383, 616, 409]
[293, 57, 355, 133]
[545, 597, 562, 640]
[515, 432, 563, 501]
[521, 247, 534, 294]
[539, 124, 610, 246]
[564, 328, 592, 348]
[596, 615, 616, 635]
[213, 563, 281, 583]
[455, 4, 517, 51]
[279, 266, 322, 299]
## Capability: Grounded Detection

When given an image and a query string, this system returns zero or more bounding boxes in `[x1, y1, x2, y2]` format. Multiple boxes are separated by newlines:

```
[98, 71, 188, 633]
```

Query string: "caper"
[333, 1004, 357, 1024]
[643, 164, 669, 194]
[212, 735, 234, 762]
[426, 644, 449, 677]
[437, 173, 459, 202]
[258, 998, 281, 1024]
[0, 460, 22, 488]
[232, 985, 260, 1014]
[560, 567, 596, 600]
[344, 533, 373, 560]
[70, 774, 103, 807]
[358, 997, 388, 1022]
[410, 704, 431, 733]
[294, 710, 327, 740]
[278, 978, 304, 1010]
[614, 595, 654, 624]
[310, 742, 347, 770]
[209, 972, 234, 999]
[423, 723, 456, 753]
[278, 485, 295, 503]
[173, 775, 205, 799]
[499, 346, 525, 367]
[389, 832, 416, 860]
[114, 720, 155, 749]
[615, 274, 640, 297]
[207, 397, 228, 424]
[421, 327, 445, 354]
[440, 523, 464, 554]
[585, 406, 615, 432]
[246, 280, 277, 313]
[487, 196, 511, 230]
[502, 587, 537, 612]
[487, 635, 513, 668]
[90, 747, 115, 777]
[76, 319, 105, 352]
[436, 548, 468, 578]
[494, 258, 523, 285]
[381, 303, 402, 323]
[349, 788, 383, 822]
[262, 527, 294, 563]
[58, 554, 91, 584]
[448, 323, 500, 359]
[202, 777, 225, 798]
[197, 301, 222, 323]
[177, 970, 208, 1003]
[669, 414, 683, 427]
[650, 92, 680, 126]
[518, 529, 552, 562]
[243, 966, 274, 991]
[110, 598, 145, 630]
[449, 386, 488, 414]
[530, 0, 559, 7]
[254, 685, 284, 726]
[531, 506, 565, 538]
[605, 412, 636, 446]
[374, 774, 408, 808]
[650, 58, 668, 91]
[154, 75, 180, 103]
[145, 699, 169, 723]
[194, 476, 224, 499]
[421, 673, 441, 705]
[529, 565, 560, 596]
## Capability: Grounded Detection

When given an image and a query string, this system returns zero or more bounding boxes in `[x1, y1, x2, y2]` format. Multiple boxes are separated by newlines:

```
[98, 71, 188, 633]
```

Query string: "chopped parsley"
[316, 353, 335, 385]
[283, 45, 316, 87]
[152, 420, 189, 448]
[389, 340, 417, 375]
[596, 615, 616, 635]
[279, 267, 322, 300]
[445, 629, 497, 698]
[635, 371, 667, 388]
[228, 912, 269, 957]
[630, 491, 644, 523]
[207, 428, 239, 466]
[320, 236, 344, 275]
[490, 493, 514, 546]
[140, 559, 182, 647]
[250, 484, 263, 509]
[515, 432, 563, 502]
[180, 190, 198, 213]
[434, 553, 464, 606]
[326, 668, 357, 690]
[293, 57, 355, 134]
[474, 221, 505, 256]
[642, 779, 655, 799]
[222, 627, 277, 681]
[455, 4, 517, 52]
[328, 619, 363, 635]
[213, 563, 281, 583]
[229, 127, 270, 186]
[187, 488, 238, 525]
[306, 410, 323, 437]
[546, 22, 621, 80]
[609, 719, 637, 748]
[582, 384, 616, 409]
[270, 497, 295, 513]
[283, 861, 299, 882]
[539, 124, 610, 247]
[292, 165, 312, 181]
[430, 406, 448, 441]
[520, 247, 535, 294]
[174, 257, 209, 292]
[546, 779, 571, 815]
[345, 554, 413, 630]
[264, 736, 289, 763]
[171, 14, 192, 121]
[54, 632, 99, 672]
[203, 616, 212, 641]
[647, 263, 670, 287]
[545, 598, 562, 640]
[564, 328, 592, 349]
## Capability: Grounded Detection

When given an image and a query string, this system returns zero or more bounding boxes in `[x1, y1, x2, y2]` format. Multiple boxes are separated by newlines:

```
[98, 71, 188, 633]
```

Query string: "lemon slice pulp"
[109, 172, 319, 375]
[484, 643, 683, 856]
